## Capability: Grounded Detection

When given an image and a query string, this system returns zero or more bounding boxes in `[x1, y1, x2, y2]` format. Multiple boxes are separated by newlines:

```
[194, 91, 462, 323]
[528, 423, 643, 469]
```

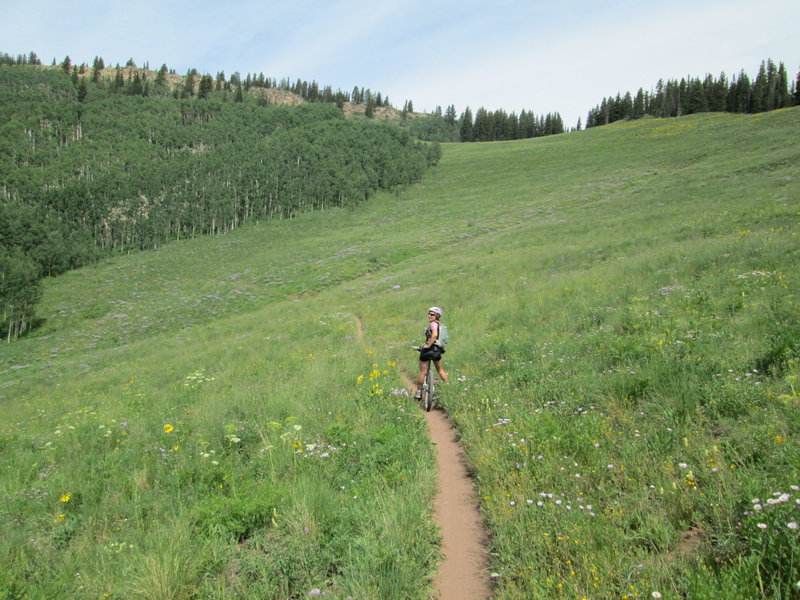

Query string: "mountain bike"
[413, 346, 436, 412]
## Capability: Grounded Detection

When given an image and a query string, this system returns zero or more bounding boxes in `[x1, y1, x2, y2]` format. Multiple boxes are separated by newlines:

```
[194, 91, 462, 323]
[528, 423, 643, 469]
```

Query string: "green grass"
[2, 108, 800, 599]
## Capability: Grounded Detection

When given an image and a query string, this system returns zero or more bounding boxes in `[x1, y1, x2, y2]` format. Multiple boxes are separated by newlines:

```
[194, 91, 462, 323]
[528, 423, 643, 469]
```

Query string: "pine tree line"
[460, 107, 564, 142]
[406, 105, 565, 143]
[0, 52, 393, 112]
[0, 51, 42, 66]
[587, 59, 800, 128]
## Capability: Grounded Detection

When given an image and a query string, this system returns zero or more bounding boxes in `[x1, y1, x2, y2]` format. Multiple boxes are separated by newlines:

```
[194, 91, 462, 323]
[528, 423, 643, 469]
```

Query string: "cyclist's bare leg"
[416, 360, 429, 394]
[433, 360, 448, 383]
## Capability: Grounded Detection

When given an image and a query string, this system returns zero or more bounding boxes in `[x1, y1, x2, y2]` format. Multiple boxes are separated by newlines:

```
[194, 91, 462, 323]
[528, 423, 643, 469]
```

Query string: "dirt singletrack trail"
[355, 314, 365, 344]
[399, 372, 490, 600]
[356, 315, 489, 598]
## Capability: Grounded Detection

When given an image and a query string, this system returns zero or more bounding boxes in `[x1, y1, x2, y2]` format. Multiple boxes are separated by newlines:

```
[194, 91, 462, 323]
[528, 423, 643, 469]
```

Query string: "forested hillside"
[0, 64, 440, 339]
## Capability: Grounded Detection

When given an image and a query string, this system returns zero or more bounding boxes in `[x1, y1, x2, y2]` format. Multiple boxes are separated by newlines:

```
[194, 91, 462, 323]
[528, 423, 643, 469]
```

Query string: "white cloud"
[382, 0, 800, 124]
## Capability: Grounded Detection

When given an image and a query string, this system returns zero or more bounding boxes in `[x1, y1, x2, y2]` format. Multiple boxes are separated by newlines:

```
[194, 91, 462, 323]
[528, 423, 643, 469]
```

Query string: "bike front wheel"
[423, 367, 435, 412]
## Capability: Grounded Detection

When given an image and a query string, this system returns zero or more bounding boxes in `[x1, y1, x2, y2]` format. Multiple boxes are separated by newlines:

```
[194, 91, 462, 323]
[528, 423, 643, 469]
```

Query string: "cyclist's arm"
[425, 322, 439, 348]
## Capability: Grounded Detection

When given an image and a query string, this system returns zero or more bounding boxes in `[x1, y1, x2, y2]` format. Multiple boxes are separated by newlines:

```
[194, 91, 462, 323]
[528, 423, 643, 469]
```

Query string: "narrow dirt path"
[355, 314, 365, 344]
[399, 371, 490, 600]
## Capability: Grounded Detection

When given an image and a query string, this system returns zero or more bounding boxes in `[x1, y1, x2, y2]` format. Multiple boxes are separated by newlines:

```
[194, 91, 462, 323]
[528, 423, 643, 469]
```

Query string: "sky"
[1, 0, 798, 127]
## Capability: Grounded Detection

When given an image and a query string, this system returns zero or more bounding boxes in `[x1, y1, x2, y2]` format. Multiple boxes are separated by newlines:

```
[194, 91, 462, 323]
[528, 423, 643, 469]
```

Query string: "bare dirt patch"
[355, 314, 365, 344]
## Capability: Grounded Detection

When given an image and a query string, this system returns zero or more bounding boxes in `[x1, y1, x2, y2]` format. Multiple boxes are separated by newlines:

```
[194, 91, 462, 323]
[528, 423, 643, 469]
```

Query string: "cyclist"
[415, 306, 449, 399]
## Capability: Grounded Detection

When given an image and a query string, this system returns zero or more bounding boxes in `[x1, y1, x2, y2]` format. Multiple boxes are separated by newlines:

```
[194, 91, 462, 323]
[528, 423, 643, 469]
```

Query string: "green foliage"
[405, 113, 460, 142]
[0, 246, 41, 339]
[1, 106, 799, 598]
[193, 482, 281, 540]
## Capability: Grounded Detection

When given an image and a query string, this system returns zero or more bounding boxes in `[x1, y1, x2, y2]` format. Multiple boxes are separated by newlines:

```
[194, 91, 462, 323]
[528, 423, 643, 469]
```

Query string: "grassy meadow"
[2, 107, 800, 599]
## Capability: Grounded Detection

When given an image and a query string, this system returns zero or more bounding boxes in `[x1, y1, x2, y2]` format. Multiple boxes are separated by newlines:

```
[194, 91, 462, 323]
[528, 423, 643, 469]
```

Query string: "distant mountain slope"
[0, 64, 440, 338]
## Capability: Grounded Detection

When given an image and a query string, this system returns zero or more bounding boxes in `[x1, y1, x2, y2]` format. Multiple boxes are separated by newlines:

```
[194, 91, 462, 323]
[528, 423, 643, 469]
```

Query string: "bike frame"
[420, 356, 435, 412]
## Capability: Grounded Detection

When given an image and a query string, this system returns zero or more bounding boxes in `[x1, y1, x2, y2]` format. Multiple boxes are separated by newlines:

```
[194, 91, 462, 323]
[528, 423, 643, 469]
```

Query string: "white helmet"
[428, 306, 443, 316]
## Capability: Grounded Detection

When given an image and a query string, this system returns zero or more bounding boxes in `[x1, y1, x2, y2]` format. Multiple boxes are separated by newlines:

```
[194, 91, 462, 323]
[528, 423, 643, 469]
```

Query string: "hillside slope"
[2, 108, 800, 599]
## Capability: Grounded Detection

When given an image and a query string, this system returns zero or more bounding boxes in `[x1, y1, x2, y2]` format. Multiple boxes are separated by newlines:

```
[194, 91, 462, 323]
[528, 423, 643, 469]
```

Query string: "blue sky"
[2, 0, 798, 126]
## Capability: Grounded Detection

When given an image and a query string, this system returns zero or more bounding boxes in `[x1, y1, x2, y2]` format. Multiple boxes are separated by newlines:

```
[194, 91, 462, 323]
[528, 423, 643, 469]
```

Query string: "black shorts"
[419, 345, 445, 362]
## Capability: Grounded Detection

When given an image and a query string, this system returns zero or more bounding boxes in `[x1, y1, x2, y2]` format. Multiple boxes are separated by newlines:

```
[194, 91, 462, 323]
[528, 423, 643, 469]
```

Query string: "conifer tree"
[444, 105, 457, 126]
[113, 66, 125, 92]
[775, 62, 789, 108]
[506, 112, 520, 139]
[795, 67, 800, 105]
[729, 70, 751, 113]
[459, 107, 474, 142]
[77, 79, 88, 103]
[752, 61, 768, 112]
[91, 56, 105, 83]
[61, 55, 71, 74]
[765, 59, 779, 110]
[686, 78, 707, 113]
[155, 64, 168, 87]
[706, 73, 727, 112]
[129, 72, 144, 96]
[182, 69, 197, 97]
[198, 74, 213, 99]
[633, 88, 645, 119]
[519, 110, 534, 137]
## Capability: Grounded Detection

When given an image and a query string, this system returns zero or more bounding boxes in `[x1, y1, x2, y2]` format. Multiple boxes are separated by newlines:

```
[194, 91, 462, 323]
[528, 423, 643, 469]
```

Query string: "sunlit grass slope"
[2, 108, 800, 599]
